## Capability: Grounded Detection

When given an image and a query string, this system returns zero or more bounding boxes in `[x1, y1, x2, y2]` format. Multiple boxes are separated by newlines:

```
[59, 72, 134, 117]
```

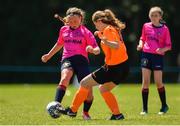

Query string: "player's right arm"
[83, 26, 100, 55]
[41, 43, 63, 63]
[42, 26, 66, 63]
[137, 40, 144, 51]
[137, 24, 145, 51]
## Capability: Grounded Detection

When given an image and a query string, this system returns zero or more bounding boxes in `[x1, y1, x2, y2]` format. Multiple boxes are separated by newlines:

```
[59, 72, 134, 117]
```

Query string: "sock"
[158, 86, 167, 107]
[83, 99, 93, 113]
[142, 88, 149, 112]
[55, 85, 66, 103]
[101, 91, 120, 115]
[70, 86, 89, 112]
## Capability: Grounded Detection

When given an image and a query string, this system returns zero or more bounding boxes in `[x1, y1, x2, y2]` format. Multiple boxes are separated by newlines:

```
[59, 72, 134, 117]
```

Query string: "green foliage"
[0, 0, 179, 83]
[0, 84, 180, 125]
[0, 0, 179, 66]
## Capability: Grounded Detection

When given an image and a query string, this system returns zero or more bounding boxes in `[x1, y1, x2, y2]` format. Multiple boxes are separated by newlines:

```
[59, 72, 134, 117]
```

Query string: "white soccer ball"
[46, 101, 62, 118]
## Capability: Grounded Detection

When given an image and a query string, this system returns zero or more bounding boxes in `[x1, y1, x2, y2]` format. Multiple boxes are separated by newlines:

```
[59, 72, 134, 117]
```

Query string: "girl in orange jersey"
[61, 9, 129, 120]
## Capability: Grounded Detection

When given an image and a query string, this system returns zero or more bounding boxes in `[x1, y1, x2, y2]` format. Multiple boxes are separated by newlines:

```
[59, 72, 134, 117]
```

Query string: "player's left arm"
[85, 29, 100, 55]
[164, 27, 172, 51]
[101, 37, 119, 49]
[86, 45, 100, 55]
[156, 47, 171, 54]
[156, 27, 172, 54]
[100, 30, 119, 49]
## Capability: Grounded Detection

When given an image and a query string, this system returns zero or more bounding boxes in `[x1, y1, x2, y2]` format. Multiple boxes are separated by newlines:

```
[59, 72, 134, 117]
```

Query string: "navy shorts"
[61, 55, 90, 82]
[91, 60, 129, 85]
[141, 52, 163, 70]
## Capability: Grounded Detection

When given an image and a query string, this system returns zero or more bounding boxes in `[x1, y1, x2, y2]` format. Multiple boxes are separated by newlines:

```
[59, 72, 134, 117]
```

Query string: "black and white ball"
[46, 101, 63, 118]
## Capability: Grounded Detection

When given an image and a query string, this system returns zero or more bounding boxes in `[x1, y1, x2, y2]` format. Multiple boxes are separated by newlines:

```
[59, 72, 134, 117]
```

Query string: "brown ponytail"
[92, 9, 125, 31]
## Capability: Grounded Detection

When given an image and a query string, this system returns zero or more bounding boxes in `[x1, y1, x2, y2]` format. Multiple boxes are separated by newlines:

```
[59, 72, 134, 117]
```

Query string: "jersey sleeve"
[103, 27, 119, 42]
[140, 24, 146, 42]
[57, 27, 64, 45]
[164, 27, 172, 49]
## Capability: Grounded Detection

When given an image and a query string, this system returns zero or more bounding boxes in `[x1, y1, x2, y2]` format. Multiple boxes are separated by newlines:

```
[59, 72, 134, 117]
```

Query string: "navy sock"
[83, 99, 93, 112]
[158, 86, 167, 107]
[55, 85, 66, 103]
[142, 88, 149, 112]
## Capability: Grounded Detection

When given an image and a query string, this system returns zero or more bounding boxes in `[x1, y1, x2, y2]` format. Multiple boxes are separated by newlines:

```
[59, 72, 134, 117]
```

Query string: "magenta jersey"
[57, 25, 98, 60]
[140, 22, 172, 55]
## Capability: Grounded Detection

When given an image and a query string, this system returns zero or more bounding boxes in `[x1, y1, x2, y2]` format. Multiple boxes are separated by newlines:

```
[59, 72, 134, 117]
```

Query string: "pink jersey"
[57, 25, 98, 60]
[140, 22, 172, 55]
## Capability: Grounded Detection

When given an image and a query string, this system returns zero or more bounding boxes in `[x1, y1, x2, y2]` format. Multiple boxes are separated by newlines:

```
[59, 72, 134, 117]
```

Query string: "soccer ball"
[46, 101, 63, 118]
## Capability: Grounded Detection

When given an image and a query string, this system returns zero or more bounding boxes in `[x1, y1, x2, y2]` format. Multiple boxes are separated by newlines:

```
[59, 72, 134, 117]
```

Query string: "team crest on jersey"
[141, 58, 148, 66]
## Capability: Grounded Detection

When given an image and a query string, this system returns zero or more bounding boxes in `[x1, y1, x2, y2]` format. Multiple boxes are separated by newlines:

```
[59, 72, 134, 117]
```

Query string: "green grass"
[0, 83, 180, 125]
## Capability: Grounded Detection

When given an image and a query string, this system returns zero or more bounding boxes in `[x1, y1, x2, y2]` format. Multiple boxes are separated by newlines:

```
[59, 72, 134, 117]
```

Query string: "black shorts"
[91, 60, 129, 85]
[141, 52, 163, 70]
[61, 55, 90, 82]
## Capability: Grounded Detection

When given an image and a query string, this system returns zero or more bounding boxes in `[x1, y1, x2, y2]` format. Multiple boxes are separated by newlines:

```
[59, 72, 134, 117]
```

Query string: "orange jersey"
[98, 25, 128, 65]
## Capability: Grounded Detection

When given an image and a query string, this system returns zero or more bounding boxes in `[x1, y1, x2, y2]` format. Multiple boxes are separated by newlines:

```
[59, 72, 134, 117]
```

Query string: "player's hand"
[41, 54, 50, 63]
[86, 45, 93, 53]
[100, 36, 107, 41]
[156, 48, 164, 54]
[94, 31, 99, 36]
[137, 44, 143, 51]
[99, 36, 107, 44]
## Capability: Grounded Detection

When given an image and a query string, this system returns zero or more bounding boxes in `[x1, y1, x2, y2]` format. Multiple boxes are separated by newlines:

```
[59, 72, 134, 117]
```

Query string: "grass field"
[0, 83, 180, 125]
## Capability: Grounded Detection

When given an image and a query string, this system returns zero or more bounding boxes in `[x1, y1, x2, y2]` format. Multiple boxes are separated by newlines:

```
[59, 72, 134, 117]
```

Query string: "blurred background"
[0, 0, 179, 83]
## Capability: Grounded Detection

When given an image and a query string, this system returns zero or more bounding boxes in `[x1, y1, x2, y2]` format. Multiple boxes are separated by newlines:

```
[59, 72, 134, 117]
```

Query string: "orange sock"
[70, 86, 89, 112]
[101, 91, 120, 115]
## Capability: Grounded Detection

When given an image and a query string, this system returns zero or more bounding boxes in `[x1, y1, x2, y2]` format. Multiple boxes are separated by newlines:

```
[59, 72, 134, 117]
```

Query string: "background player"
[137, 6, 171, 115]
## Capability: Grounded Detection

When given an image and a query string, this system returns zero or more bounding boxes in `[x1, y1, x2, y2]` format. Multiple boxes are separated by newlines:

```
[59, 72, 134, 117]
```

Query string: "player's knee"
[86, 93, 94, 101]
[142, 82, 149, 89]
[80, 79, 91, 89]
[99, 85, 108, 93]
[155, 81, 163, 88]
[143, 79, 150, 85]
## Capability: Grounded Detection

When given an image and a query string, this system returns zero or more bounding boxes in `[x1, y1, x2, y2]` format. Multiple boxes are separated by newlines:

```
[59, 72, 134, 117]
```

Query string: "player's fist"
[41, 54, 50, 63]
[86, 45, 93, 53]
[156, 48, 164, 54]
[137, 44, 143, 51]
[94, 31, 99, 36]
